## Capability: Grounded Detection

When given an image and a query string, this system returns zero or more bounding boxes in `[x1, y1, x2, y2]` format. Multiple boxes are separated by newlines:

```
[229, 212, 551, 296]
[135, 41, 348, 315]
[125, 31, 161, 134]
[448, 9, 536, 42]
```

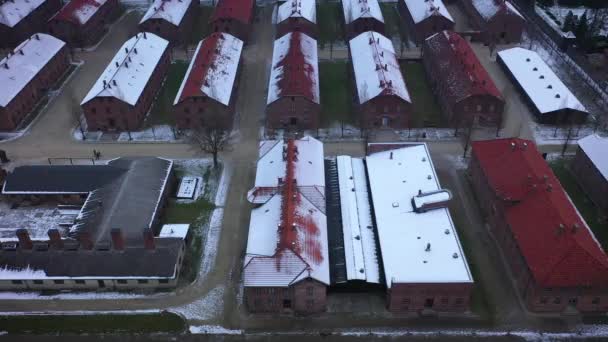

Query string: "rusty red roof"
[210, 0, 254, 24]
[424, 31, 502, 106]
[472, 138, 608, 288]
[51, 0, 106, 25]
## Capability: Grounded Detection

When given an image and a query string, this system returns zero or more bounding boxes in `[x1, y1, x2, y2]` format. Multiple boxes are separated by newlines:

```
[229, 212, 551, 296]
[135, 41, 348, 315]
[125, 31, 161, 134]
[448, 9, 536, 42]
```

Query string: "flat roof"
[159, 224, 189, 239]
[498, 47, 587, 115]
[365, 143, 472, 286]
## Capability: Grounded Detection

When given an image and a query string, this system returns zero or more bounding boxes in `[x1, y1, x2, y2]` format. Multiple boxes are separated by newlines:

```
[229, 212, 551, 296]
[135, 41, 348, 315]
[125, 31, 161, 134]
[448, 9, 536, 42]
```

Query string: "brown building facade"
[571, 134, 608, 216]
[388, 283, 472, 313]
[244, 278, 327, 314]
[209, 0, 255, 42]
[81, 32, 170, 131]
[0, 33, 69, 131]
[460, 0, 525, 45]
[0, 0, 61, 48]
[341, 0, 385, 40]
[276, 0, 317, 39]
[138, 0, 196, 45]
[398, 0, 455, 44]
[47, 0, 119, 47]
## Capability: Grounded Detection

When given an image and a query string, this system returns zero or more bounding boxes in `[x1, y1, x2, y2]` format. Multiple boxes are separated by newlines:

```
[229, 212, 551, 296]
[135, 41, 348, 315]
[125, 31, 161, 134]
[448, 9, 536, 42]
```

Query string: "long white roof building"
[578, 134, 608, 181]
[341, 0, 383, 25]
[365, 143, 472, 287]
[0, 0, 45, 27]
[349, 31, 410, 104]
[0, 33, 65, 107]
[498, 47, 587, 115]
[82, 32, 169, 106]
[277, 0, 316, 24]
[403, 0, 453, 24]
[140, 0, 192, 26]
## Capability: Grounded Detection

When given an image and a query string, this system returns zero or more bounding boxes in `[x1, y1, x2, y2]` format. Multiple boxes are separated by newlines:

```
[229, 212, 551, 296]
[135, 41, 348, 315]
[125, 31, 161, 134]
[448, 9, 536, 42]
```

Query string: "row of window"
[10, 279, 169, 285]
[400, 297, 465, 306]
[463, 104, 496, 113]
[539, 297, 601, 305]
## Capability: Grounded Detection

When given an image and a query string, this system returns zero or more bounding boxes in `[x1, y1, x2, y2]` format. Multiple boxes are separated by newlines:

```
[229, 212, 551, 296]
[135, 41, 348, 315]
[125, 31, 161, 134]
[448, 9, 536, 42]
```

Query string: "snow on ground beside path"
[170, 286, 224, 320]
[0, 290, 159, 300]
[173, 159, 213, 203]
[73, 125, 181, 142]
[201, 208, 224, 280]
[532, 122, 598, 145]
[189, 325, 243, 334]
[213, 162, 231, 206]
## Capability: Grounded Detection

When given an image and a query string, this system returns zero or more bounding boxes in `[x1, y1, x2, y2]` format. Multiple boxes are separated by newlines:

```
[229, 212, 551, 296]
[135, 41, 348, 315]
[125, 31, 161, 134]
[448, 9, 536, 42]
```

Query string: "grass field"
[0, 312, 185, 334]
[189, 6, 215, 44]
[145, 61, 189, 127]
[550, 158, 608, 250]
[317, 3, 344, 48]
[319, 61, 355, 126]
[400, 61, 444, 128]
[380, 3, 403, 39]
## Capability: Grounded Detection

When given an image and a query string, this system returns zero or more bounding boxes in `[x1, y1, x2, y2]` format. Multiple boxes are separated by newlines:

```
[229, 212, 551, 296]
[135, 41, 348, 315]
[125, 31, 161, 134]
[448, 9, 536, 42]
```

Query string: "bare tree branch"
[186, 124, 231, 168]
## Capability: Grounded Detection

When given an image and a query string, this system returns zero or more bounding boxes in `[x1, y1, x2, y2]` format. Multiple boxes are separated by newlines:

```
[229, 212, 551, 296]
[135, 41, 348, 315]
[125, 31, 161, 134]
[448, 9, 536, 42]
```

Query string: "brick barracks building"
[173, 32, 243, 129]
[341, 0, 384, 40]
[47, 0, 119, 47]
[398, 0, 454, 44]
[81, 32, 169, 132]
[139, 0, 196, 45]
[0, 0, 61, 48]
[470, 138, 608, 313]
[423, 31, 504, 128]
[348, 31, 412, 129]
[266, 32, 320, 130]
[276, 0, 317, 39]
[572, 134, 608, 217]
[209, 0, 255, 43]
[0, 33, 69, 131]
[461, 0, 525, 45]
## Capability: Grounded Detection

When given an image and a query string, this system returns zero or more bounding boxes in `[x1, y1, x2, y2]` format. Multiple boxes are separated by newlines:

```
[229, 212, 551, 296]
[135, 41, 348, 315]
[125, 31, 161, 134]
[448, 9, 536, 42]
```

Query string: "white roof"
[0, 0, 45, 27]
[277, 0, 316, 24]
[498, 47, 587, 115]
[365, 143, 472, 286]
[578, 134, 608, 181]
[267, 32, 319, 105]
[341, 0, 383, 25]
[349, 31, 411, 104]
[159, 224, 190, 239]
[54, 0, 109, 25]
[403, 0, 453, 24]
[174, 33, 243, 106]
[82, 32, 169, 106]
[471, 0, 522, 21]
[140, 0, 191, 26]
[176, 176, 199, 198]
[336, 156, 380, 284]
[0, 33, 66, 107]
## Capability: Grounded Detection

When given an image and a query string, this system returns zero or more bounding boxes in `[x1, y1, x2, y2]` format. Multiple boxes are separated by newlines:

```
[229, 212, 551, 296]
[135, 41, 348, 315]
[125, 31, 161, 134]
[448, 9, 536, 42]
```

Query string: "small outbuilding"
[572, 134, 608, 216]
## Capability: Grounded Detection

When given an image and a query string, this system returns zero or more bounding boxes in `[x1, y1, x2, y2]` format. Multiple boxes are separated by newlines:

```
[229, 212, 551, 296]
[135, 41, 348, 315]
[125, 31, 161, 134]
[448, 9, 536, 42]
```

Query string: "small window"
[441, 297, 448, 305]
[117, 279, 127, 284]
[306, 286, 314, 296]
[11, 280, 23, 285]
[553, 297, 561, 304]
[91, 108, 97, 114]
[137, 279, 148, 284]
[401, 298, 410, 305]
[568, 297, 578, 305]
[75, 280, 85, 285]
[592, 297, 600, 305]
[540, 297, 548, 304]
[53, 280, 64, 284]
[306, 299, 314, 309]
[489, 105, 495, 112]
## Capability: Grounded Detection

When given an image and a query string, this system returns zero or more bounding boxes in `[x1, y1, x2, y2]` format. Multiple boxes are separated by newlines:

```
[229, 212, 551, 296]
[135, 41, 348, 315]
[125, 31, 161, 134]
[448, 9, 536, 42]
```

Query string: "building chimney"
[425, 243, 431, 252]
[78, 231, 94, 250]
[19, 49, 24, 55]
[125, 47, 129, 54]
[103, 80, 107, 88]
[112, 80, 117, 86]
[143, 32, 147, 39]
[35, 34, 39, 40]
[111, 228, 125, 250]
[47, 229, 63, 249]
[16, 229, 33, 250]
[3, 63, 8, 69]
[143, 229, 155, 250]
[134, 48, 138, 54]
[510, 141, 516, 150]
[115, 61, 119, 67]
[572, 223, 580, 234]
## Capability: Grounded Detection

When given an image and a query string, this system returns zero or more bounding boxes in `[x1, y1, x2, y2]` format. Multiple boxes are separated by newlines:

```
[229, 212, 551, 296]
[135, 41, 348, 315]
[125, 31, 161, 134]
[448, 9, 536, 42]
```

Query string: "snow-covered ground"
[0, 202, 76, 242]
[170, 285, 224, 320]
[189, 324, 242, 334]
[264, 125, 464, 142]
[0, 291, 156, 300]
[532, 122, 599, 145]
[74, 124, 181, 142]
[538, 5, 608, 36]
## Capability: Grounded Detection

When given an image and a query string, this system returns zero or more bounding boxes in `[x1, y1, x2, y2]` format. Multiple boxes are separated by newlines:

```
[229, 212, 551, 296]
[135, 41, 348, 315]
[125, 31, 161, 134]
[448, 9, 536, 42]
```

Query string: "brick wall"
[48, 0, 119, 47]
[139, 0, 196, 45]
[266, 96, 320, 130]
[459, 1, 524, 45]
[277, 18, 317, 39]
[571, 147, 608, 215]
[245, 279, 327, 314]
[210, 18, 250, 43]
[0, 0, 62, 48]
[174, 97, 235, 130]
[398, 1, 454, 44]
[388, 282, 472, 313]
[358, 95, 411, 129]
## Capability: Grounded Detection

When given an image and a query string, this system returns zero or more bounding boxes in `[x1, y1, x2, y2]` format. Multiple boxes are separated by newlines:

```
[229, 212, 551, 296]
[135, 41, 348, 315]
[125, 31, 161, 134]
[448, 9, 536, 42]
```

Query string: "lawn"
[0, 312, 185, 334]
[145, 61, 189, 127]
[319, 61, 355, 126]
[400, 61, 444, 128]
[189, 5, 215, 44]
[550, 158, 608, 250]
[380, 3, 403, 39]
[317, 3, 344, 48]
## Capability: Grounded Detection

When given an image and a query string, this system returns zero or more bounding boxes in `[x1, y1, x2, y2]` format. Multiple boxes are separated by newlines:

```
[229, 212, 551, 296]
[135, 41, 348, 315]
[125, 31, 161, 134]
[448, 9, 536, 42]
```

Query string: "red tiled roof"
[51, 0, 104, 25]
[178, 33, 221, 101]
[210, 0, 254, 24]
[424, 31, 502, 106]
[275, 32, 317, 103]
[472, 138, 608, 288]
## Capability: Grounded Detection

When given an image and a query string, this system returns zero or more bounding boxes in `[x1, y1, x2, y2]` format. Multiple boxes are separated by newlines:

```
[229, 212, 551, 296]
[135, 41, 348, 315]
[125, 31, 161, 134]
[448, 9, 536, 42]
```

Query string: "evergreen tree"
[575, 11, 589, 44]
[562, 11, 576, 32]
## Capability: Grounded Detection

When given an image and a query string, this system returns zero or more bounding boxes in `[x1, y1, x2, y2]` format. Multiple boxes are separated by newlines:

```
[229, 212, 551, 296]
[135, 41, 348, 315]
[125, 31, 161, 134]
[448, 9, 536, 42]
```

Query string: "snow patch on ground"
[169, 286, 224, 320]
[214, 163, 231, 206]
[74, 125, 181, 143]
[532, 122, 598, 145]
[189, 325, 243, 334]
[201, 208, 224, 280]
[0, 291, 160, 300]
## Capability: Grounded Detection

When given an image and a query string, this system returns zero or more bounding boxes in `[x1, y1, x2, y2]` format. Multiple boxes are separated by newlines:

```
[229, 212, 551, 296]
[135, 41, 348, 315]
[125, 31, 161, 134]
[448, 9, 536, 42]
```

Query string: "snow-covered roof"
[0, 33, 66, 108]
[349, 31, 411, 104]
[498, 47, 587, 115]
[471, 0, 522, 21]
[403, 0, 453, 24]
[336, 155, 380, 284]
[244, 138, 329, 287]
[82, 32, 169, 106]
[52, 0, 109, 25]
[0, 0, 45, 27]
[341, 0, 384, 25]
[277, 0, 316, 24]
[267, 32, 319, 105]
[159, 224, 190, 239]
[578, 134, 608, 181]
[140, 0, 192, 26]
[174, 33, 243, 106]
[365, 143, 473, 287]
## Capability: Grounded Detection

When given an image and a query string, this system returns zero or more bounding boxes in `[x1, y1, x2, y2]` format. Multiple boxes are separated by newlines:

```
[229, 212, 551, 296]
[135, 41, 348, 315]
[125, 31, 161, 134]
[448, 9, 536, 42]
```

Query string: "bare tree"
[187, 125, 230, 168]
[70, 91, 86, 140]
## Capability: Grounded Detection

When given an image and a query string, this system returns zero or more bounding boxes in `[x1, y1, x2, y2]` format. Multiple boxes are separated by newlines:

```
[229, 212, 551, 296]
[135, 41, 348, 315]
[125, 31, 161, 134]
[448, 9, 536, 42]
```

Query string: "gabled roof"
[578, 134, 608, 182]
[424, 31, 502, 105]
[174, 32, 243, 106]
[81, 32, 169, 106]
[403, 0, 453, 24]
[349, 31, 410, 104]
[277, 0, 316, 24]
[210, 0, 254, 24]
[267, 32, 319, 105]
[244, 137, 329, 287]
[51, 0, 108, 25]
[140, 0, 192, 27]
[497, 47, 587, 115]
[472, 138, 608, 288]
[0, 33, 65, 107]
[471, 0, 522, 21]
[0, 0, 45, 27]
[341, 0, 383, 25]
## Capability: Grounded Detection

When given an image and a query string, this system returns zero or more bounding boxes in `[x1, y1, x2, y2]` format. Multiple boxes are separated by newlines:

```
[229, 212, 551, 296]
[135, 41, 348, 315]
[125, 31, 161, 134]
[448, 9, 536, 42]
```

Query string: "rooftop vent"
[412, 189, 452, 213]
[555, 94, 560, 98]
